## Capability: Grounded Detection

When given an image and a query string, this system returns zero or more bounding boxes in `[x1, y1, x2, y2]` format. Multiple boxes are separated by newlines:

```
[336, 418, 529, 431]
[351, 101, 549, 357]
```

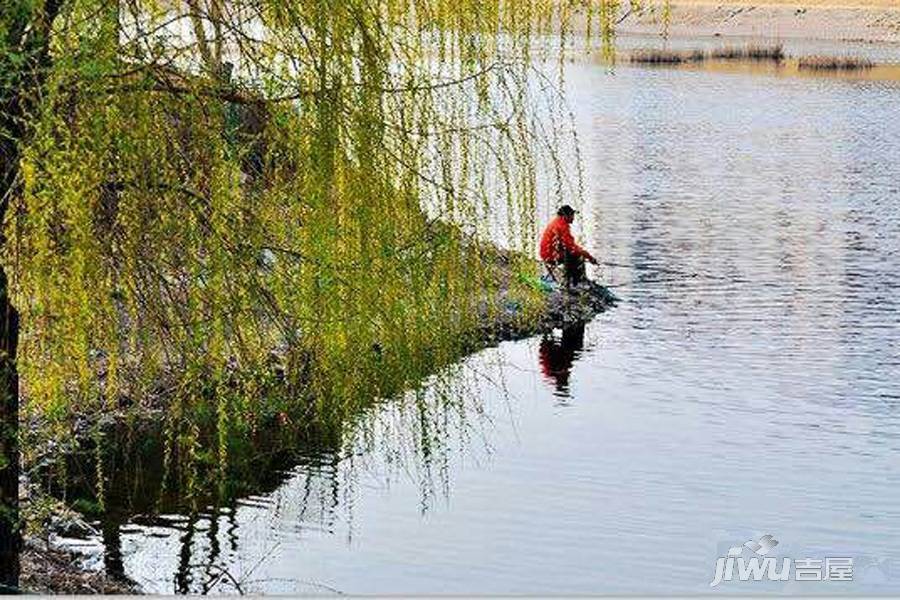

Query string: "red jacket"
[539, 216, 593, 263]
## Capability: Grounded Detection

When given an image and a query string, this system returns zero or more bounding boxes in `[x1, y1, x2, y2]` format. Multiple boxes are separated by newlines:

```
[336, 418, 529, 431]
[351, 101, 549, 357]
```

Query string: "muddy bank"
[483, 279, 618, 345]
[473, 243, 618, 345]
[588, 0, 900, 45]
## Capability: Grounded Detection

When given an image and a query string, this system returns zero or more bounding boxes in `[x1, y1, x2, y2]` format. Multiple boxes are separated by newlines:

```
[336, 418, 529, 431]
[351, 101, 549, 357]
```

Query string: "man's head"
[557, 204, 576, 223]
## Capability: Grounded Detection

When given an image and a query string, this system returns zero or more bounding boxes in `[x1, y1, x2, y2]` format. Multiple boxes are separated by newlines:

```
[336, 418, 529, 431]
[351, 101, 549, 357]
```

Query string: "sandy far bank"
[604, 0, 900, 44]
[670, 0, 897, 7]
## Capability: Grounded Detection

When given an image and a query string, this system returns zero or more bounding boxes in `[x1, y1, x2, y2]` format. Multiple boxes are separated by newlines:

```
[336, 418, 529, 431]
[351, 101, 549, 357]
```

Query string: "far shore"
[580, 0, 900, 45]
[668, 0, 896, 7]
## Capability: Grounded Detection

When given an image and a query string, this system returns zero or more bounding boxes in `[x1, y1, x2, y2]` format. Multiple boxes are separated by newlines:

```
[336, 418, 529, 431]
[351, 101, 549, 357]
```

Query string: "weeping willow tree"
[0, 0, 639, 587]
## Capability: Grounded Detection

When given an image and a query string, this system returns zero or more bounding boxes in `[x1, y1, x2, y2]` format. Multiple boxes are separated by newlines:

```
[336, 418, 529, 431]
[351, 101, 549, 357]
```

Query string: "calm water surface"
[68, 59, 900, 594]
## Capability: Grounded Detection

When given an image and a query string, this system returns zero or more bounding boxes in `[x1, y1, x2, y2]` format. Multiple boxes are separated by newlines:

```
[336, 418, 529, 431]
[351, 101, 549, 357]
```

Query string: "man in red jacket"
[539, 205, 597, 286]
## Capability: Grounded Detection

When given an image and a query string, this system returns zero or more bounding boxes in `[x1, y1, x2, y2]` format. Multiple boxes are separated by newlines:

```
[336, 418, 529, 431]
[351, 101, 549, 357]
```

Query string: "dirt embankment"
[605, 0, 900, 44]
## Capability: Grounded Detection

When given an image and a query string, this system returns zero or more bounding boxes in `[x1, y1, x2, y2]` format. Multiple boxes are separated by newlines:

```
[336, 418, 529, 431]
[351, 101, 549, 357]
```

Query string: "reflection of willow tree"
[58, 368, 494, 593]
[185, 373, 499, 594]
[0, 0, 632, 588]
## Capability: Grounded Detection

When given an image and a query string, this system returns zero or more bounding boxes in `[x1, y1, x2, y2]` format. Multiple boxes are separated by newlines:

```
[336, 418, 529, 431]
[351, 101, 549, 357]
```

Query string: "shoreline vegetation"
[625, 43, 899, 81]
[629, 43, 877, 71]
[797, 55, 876, 70]
[630, 44, 785, 64]
[21, 243, 616, 594]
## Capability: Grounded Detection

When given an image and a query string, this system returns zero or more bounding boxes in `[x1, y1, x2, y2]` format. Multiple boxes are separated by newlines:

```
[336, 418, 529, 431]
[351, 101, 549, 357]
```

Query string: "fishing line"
[596, 260, 753, 286]
[605, 275, 687, 289]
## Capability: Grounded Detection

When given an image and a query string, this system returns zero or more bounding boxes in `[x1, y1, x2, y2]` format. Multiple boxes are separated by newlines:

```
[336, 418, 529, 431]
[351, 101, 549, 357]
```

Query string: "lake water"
[63, 55, 900, 594]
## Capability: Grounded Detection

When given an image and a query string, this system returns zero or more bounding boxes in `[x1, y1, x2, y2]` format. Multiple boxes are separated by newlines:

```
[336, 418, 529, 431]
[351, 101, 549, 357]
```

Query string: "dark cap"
[557, 204, 577, 217]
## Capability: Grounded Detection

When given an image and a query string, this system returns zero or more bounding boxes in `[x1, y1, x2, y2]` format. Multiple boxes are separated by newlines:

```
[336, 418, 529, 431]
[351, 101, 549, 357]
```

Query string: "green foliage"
[3, 0, 626, 505]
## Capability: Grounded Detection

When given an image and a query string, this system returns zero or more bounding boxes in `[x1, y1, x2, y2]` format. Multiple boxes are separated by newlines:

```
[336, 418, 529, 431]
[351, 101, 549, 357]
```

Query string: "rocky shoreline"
[21, 542, 136, 594]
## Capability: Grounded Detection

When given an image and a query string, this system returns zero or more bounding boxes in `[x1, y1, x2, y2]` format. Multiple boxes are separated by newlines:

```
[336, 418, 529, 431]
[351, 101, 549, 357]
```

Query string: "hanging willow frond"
[5, 0, 642, 471]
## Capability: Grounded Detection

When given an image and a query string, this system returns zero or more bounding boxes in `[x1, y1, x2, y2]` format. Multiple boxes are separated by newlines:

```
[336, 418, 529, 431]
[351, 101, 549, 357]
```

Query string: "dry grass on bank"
[629, 48, 707, 64]
[710, 44, 785, 61]
[798, 55, 875, 70]
[21, 544, 137, 594]
[629, 44, 877, 73]
[630, 44, 785, 65]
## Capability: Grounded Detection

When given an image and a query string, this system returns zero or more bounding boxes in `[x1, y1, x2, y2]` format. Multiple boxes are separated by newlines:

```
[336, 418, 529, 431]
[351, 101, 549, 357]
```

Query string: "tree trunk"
[0, 88, 23, 589]
[0, 266, 19, 590]
[0, 0, 66, 587]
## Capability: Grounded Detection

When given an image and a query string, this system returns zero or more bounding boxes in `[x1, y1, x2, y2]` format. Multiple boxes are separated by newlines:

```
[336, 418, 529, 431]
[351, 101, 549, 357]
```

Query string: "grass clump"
[710, 44, 784, 61]
[798, 55, 875, 71]
[630, 48, 705, 64]
[630, 44, 784, 65]
[629, 44, 884, 75]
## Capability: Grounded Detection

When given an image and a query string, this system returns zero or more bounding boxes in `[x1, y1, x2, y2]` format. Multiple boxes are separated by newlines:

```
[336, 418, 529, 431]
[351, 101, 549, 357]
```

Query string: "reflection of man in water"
[538, 322, 586, 396]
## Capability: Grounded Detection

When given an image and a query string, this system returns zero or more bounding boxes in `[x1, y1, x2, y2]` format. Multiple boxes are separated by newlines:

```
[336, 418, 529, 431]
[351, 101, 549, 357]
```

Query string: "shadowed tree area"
[0, 0, 635, 589]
